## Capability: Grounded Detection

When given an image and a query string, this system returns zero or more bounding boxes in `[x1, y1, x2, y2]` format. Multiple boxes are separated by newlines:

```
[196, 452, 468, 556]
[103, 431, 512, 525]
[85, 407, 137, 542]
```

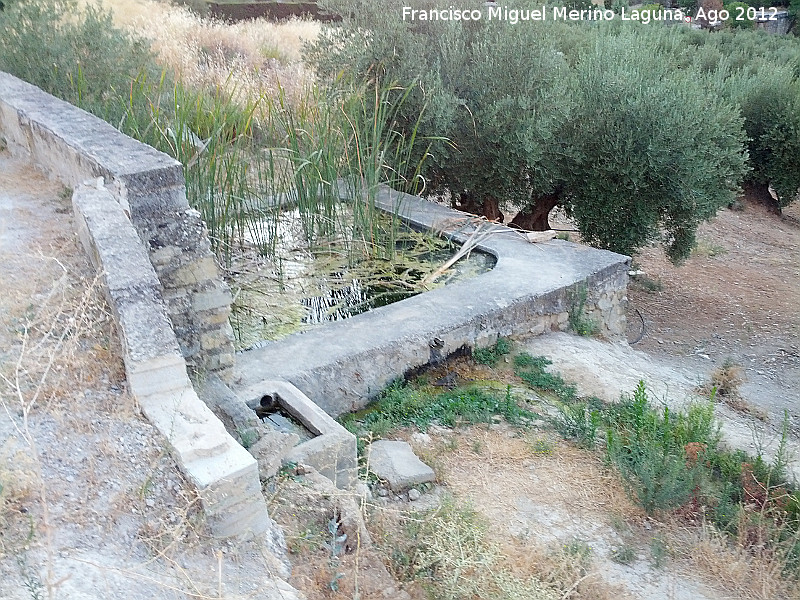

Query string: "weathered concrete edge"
[71, 181, 273, 540]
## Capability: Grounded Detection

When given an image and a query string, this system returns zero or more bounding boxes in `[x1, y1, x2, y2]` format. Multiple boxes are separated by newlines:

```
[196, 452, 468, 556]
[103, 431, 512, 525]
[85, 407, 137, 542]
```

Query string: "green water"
[227, 210, 495, 350]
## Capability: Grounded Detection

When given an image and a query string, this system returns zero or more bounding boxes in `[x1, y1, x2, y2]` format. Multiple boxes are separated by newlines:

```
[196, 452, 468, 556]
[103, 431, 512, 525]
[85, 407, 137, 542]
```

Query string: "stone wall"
[0, 71, 235, 379]
[0, 72, 273, 541]
[755, 10, 791, 35]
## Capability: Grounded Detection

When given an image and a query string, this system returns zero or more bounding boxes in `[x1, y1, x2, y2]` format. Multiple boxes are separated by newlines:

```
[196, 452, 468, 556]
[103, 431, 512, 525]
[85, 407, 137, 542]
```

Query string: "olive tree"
[310, 4, 749, 262]
[556, 35, 749, 262]
[309, 0, 571, 222]
[724, 65, 800, 209]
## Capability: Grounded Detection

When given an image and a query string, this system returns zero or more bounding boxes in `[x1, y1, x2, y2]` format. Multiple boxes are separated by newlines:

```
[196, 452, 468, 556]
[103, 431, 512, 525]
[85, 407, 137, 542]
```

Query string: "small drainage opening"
[254, 393, 315, 443]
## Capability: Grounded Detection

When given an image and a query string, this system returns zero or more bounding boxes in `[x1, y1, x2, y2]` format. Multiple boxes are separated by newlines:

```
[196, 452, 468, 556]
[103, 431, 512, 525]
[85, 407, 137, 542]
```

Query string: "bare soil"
[627, 194, 800, 428]
[0, 152, 297, 600]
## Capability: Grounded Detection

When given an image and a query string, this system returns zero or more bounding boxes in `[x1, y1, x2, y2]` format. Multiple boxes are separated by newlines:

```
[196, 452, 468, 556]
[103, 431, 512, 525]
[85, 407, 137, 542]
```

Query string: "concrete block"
[250, 431, 300, 479]
[197, 374, 262, 436]
[138, 387, 276, 539]
[239, 380, 358, 488]
[368, 440, 435, 492]
[138, 388, 232, 462]
[0, 73, 184, 213]
[285, 434, 357, 489]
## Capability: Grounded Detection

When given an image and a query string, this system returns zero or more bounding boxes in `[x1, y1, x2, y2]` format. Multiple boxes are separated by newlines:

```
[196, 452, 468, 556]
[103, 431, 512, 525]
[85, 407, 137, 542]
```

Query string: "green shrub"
[605, 381, 719, 514]
[0, 0, 156, 123]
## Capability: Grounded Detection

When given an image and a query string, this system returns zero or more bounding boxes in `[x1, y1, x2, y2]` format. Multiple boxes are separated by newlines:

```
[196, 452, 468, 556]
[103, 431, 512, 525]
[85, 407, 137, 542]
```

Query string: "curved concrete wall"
[235, 184, 631, 417]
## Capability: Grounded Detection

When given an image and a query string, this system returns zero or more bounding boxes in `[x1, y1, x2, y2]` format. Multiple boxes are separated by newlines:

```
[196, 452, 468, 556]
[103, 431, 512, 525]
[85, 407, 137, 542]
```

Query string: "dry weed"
[0, 256, 105, 597]
[502, 541, 626, 600]
[681, 523, 800, 600]
[704, 359, 745, 398]
[82, 0, 319, 107]
[0, 443, 39, 556]
[699, 360, 768, 419]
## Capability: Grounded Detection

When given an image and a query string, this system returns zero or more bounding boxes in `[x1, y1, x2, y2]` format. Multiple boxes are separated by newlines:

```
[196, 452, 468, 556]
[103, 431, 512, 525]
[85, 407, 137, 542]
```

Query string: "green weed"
[512, 353, 600, 447]
[567, 284, 599, 337]
[649, 533, 669, 568]
[341, 380, 535, 441]
[473, 338, 511, 366]
[610, 544, 637, 565]
[605, 382, 718, 515]
[237, 428, 258, 449]
[529, 437, 555, 456]
[513, 354, 577, 402]
[630, 274, 663, 293]
[692, 239, 728, 258]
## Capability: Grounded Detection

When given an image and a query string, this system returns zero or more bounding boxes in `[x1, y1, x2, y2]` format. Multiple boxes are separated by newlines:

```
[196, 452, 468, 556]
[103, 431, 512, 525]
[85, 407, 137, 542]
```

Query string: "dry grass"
[680, 523, 800, 600]
[80, 0, 320, 106]
[268, 469, 413, 600]
[430, 427, 637, 600]
[708, 359, 745, 398]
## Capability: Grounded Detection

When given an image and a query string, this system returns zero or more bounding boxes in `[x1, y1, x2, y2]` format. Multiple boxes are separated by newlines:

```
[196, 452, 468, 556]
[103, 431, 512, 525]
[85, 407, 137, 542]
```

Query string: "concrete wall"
[0, 72, 235, 379]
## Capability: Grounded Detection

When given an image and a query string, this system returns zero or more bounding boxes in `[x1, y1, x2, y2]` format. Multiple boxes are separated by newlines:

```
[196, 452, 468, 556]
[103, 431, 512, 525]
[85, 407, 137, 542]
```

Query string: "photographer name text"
[401, 5, 781, 24]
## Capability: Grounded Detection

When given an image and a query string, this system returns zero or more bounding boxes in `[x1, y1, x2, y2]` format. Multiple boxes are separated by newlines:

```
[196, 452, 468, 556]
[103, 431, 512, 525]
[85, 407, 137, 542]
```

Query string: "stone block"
[169, 256, 219, 286]
[201, 331, 228, 350]
[200, 309, 233, 326]
[193, 286, 234, 312]
[368, 440, 435, 492]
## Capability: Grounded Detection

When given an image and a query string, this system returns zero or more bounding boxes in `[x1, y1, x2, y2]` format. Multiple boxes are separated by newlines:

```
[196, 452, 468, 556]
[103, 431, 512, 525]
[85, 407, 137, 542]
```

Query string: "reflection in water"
[302, 276, 366, 324]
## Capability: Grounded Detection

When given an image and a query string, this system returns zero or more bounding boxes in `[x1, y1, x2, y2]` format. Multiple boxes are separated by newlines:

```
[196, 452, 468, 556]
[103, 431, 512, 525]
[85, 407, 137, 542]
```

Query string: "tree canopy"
[310, 0, 800, 262]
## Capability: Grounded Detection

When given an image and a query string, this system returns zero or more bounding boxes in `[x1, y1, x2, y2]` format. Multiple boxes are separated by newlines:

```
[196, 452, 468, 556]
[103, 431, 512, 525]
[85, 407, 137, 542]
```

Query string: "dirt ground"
[0, 152, 298, 600]
[627, 194, 800, 428]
